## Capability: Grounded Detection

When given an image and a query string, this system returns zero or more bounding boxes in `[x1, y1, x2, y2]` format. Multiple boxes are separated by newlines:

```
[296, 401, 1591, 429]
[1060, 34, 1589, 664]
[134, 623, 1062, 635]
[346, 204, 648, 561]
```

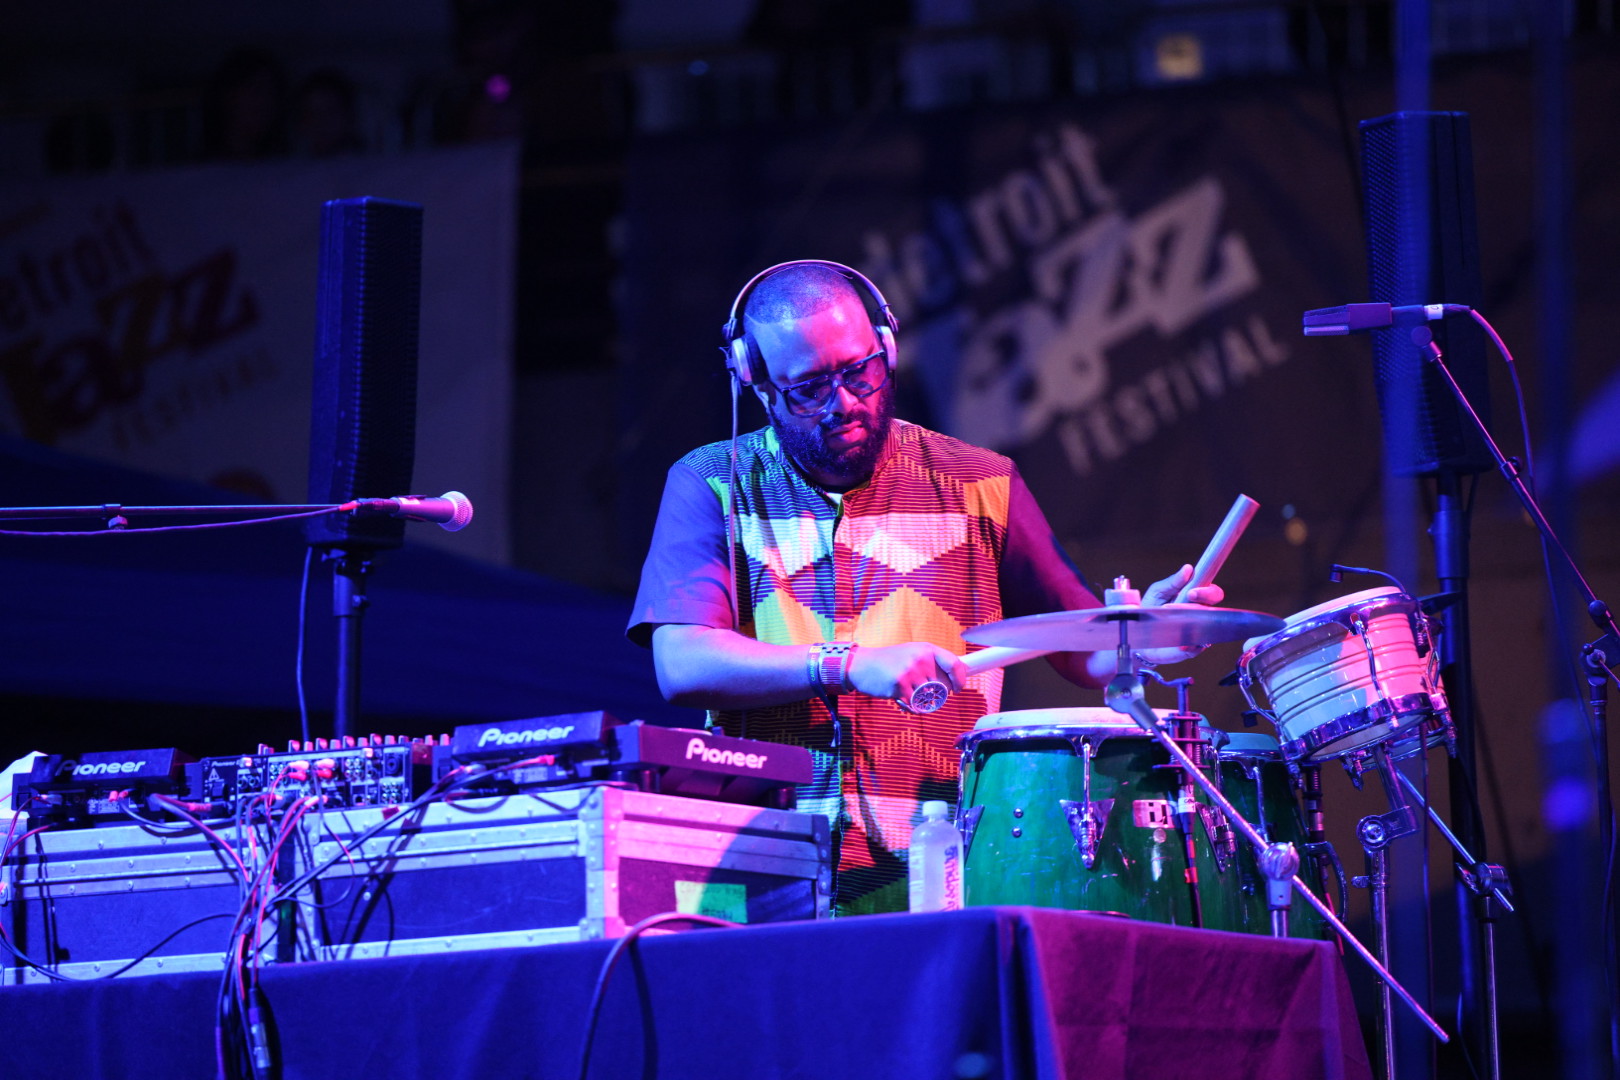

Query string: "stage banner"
[617, 60, 1614, 559]
[0, 141, 517, 563]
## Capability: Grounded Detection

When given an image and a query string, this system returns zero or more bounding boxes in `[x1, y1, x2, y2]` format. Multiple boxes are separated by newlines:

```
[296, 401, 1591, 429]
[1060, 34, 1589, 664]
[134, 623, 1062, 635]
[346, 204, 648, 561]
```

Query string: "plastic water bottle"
[909, 800, 963, 912]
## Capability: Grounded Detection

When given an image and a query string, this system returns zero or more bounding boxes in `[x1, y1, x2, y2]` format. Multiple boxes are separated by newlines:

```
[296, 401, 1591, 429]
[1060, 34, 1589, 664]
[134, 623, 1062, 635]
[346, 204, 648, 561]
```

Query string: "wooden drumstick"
[1175, 494, 1259, 602]
[962, 646, 1052, 676]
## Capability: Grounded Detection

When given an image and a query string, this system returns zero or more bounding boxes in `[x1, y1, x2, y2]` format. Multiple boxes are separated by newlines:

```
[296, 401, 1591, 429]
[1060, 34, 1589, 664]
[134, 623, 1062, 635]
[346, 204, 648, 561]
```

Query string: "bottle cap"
[922, 800, 948, 818]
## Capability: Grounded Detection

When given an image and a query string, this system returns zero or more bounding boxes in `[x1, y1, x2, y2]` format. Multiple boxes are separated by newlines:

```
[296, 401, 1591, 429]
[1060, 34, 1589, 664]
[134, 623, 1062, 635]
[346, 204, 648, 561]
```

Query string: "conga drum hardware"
[1196, 803, 1238, 873]
[1100, 677, 1447, 1040]
[1058, 738, 1109, 870]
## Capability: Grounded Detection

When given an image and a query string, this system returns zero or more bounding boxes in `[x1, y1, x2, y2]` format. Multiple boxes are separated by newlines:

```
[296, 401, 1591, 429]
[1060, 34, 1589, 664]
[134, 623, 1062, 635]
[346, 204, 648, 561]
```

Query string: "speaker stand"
[328, 549, 372, 740]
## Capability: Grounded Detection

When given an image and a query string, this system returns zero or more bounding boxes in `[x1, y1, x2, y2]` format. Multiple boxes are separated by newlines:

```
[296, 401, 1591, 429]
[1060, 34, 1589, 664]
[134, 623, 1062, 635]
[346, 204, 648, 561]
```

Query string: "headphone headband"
[720, 260, 899, 387]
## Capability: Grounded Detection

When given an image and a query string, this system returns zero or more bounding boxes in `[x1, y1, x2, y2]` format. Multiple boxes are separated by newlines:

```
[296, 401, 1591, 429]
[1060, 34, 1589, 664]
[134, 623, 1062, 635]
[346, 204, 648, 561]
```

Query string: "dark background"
[3, 3, 1617, 1076]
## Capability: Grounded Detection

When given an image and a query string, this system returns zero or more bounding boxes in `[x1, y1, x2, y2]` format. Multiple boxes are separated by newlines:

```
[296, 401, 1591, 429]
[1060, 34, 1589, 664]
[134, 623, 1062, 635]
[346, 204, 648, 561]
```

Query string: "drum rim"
[958, 721, 1211, 753]
[1281, 585, 1405, 627]
[1238, 589, 1420, 662]
[1277, 693, 1449, 762]
[1217, 733, 1283, 762]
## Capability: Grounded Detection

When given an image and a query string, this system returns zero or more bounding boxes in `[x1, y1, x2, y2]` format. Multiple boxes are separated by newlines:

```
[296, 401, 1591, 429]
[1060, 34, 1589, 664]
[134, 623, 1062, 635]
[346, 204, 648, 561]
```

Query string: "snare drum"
[1238, 587, 1452, 764]
[957, 708, 1242, 931]
[1215, 732, 1329, 939]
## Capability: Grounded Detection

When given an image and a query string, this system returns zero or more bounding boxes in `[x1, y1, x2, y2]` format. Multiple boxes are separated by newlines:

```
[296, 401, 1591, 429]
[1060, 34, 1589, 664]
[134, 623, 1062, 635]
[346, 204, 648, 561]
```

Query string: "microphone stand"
[1412, 324, 1620, 1073]
[1431, 463, 1488, 1069]
[0, 496, 458, 743]
[1413, 324, 1619, 742]
[0, 496, 468, 525]
[0, 501, 362, 521]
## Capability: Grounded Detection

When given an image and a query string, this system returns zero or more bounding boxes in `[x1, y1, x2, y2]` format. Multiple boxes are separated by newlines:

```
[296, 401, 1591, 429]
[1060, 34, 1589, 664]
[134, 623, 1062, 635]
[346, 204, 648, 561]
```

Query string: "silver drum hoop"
[1277, 692, 1442, 761]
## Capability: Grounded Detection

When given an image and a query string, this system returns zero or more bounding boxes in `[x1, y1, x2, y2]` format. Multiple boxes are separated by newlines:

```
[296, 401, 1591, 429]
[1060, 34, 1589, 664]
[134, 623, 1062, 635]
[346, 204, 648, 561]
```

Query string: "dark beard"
[770, 388, 895, 486]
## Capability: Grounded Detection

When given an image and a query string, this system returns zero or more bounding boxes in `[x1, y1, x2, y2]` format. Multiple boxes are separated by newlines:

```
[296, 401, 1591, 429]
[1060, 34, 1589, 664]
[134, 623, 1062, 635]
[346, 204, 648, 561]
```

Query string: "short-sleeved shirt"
[627, 419, 1099, 908]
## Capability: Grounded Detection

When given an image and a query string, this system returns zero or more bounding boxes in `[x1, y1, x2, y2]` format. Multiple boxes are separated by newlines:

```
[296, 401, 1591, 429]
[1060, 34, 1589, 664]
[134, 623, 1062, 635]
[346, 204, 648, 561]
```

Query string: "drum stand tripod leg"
[1392, 767, 1513, 1080]
[1171, 709, 1208, 930]
[1364, 844, 1395, 1080]
[1175, 803, 1205, 930]
[1352, 746, 1422, 1080]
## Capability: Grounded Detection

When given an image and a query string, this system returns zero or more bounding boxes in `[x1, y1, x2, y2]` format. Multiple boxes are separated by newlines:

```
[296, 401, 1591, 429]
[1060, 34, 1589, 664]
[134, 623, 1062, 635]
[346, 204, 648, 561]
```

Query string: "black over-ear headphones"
[720, 259, 899, 388]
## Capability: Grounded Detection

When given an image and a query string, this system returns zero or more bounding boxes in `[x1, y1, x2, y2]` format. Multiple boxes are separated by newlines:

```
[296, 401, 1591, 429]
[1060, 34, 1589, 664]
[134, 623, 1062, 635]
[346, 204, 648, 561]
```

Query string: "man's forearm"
[652, 624, 973, 711]
[651, 623, 818, 709]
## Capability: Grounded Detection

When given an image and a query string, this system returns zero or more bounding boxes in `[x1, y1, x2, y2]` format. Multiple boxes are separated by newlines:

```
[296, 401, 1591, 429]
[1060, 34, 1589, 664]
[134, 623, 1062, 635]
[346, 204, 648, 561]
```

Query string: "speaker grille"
[305, 198, 422, 549]
[1359, 111, 1492, 477]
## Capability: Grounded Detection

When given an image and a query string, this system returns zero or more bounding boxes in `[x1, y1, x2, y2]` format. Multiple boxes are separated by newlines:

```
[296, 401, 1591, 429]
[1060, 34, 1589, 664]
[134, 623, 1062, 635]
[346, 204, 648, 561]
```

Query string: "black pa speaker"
[1359, 111, 1493, 478]
[305, 197, 422, 549]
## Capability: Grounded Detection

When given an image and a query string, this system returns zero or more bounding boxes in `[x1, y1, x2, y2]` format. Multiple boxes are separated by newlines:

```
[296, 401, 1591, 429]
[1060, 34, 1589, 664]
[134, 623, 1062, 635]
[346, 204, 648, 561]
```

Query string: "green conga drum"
[957, 708, 1243, 931]
[1213, 730, 1331, 939]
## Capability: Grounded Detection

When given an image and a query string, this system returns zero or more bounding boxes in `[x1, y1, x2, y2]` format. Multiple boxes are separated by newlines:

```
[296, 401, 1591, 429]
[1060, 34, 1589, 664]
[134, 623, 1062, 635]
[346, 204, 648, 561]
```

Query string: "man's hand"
[1138, 563, 1226, 665]
[1142, 563, 1226, 609]
[846, 643, 969, 705]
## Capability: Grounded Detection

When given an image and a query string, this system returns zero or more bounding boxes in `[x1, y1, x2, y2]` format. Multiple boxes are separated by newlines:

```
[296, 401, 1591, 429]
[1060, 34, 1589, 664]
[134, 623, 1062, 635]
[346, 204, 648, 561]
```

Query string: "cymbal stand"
[1101, 617, 1448, 1045]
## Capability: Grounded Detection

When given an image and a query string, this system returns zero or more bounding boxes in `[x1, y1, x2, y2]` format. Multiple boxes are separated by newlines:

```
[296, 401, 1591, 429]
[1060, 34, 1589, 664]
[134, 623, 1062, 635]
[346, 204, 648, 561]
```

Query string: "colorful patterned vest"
[679, 420, 1015, 908]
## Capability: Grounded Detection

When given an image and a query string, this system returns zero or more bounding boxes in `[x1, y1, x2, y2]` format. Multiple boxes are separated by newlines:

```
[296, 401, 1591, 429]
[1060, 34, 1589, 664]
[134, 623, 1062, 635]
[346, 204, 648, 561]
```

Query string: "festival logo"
[858, 123, 1290, 474]
[0, 196, 272, 491]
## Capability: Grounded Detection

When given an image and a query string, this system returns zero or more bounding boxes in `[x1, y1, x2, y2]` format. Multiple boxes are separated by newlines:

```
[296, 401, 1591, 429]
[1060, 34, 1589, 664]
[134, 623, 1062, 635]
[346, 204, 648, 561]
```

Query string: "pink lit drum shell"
[1239, 587, 1448, 762]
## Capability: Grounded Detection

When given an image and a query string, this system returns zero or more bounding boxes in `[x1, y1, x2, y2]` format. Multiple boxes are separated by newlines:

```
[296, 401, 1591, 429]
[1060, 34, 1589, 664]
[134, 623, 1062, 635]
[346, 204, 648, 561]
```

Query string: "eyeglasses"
[771, 349, 890, 416]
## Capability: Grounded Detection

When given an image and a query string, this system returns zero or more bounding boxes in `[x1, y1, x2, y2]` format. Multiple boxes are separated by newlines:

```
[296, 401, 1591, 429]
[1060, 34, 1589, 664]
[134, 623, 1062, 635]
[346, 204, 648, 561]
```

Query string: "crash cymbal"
[964, 604, 1285, 651]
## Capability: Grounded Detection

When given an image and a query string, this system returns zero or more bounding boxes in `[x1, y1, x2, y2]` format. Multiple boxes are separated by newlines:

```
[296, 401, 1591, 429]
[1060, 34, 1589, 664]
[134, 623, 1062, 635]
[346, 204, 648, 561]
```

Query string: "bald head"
[742, 263, 866, 336]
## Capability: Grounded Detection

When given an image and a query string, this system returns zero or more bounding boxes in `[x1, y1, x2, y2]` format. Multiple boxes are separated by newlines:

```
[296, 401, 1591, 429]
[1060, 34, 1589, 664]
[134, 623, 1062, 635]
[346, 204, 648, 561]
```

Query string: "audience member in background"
[293, 68, 365, 158]
[203, 48, 291, 161]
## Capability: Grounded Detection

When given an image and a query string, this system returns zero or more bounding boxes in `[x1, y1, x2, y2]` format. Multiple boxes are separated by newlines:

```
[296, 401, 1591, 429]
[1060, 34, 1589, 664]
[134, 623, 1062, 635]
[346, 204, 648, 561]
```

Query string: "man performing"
[627, 260, 1221, 914]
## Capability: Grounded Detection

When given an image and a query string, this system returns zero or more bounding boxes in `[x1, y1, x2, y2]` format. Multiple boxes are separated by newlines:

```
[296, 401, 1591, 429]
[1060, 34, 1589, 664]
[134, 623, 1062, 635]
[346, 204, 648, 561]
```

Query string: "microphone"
[1301, 302, 1472, 336]
[353, 491, 474, 531]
